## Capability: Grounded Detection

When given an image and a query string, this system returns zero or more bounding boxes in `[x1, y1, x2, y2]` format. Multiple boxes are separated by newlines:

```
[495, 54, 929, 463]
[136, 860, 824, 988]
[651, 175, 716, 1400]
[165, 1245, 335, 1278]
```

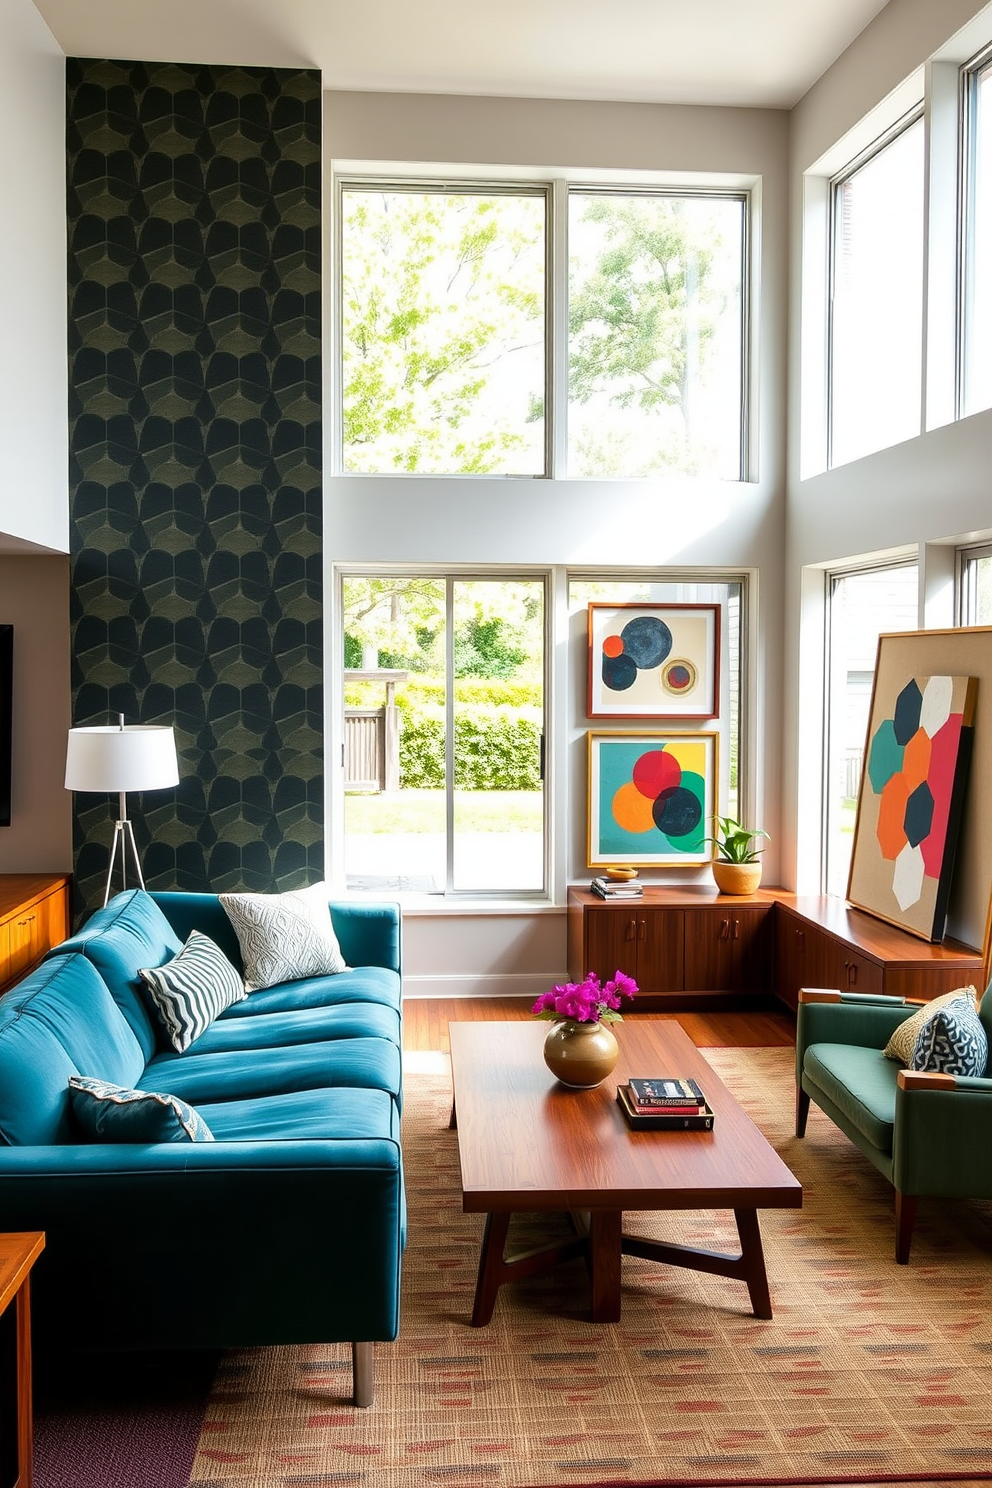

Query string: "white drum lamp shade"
[64, 725, 180, 794]
[65, 721, 180, 905]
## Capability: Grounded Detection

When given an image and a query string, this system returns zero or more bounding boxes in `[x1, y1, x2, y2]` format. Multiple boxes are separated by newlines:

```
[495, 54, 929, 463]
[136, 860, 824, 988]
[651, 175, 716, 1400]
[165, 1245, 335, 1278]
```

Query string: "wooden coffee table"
[448, 1020, 801, 1326]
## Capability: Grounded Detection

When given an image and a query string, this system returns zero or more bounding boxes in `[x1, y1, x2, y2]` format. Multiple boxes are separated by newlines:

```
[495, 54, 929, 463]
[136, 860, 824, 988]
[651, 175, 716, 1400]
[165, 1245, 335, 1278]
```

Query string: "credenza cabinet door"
[683, 906, 774, 992]
[580, 906, 684, 994]
[776, 906, 883, 1007]
[0, 876, 71, 994]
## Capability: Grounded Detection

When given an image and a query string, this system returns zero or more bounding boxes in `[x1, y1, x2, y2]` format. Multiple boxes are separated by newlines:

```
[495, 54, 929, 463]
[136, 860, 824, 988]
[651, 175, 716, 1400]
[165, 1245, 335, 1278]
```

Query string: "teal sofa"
[0, 888, 403, 1406]
[795, 984, 992, 1263]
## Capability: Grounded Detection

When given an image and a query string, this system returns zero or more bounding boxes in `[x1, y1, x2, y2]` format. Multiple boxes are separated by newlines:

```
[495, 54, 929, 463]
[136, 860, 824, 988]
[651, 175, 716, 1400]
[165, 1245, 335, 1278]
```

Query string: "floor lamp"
[65, 716, 180, 906]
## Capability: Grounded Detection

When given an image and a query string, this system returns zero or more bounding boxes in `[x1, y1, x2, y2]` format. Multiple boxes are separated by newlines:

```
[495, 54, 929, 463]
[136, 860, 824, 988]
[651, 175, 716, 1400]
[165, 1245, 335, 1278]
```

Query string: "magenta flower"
[531, 969, 637, 1025]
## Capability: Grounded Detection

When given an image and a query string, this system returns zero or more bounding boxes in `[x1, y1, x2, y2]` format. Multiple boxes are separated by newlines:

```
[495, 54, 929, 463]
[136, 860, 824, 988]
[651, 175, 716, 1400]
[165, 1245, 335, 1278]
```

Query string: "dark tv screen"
[0, 626, 10, 827]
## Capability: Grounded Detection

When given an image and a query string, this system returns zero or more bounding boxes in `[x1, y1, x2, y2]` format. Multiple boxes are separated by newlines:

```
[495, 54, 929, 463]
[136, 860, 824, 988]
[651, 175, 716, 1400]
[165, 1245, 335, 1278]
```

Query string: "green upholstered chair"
[795, 980, 992, 1263]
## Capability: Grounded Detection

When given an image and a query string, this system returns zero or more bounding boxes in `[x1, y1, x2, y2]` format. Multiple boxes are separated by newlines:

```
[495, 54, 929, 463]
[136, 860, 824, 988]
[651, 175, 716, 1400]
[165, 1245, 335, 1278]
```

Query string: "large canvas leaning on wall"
[848, 638, 978, 942]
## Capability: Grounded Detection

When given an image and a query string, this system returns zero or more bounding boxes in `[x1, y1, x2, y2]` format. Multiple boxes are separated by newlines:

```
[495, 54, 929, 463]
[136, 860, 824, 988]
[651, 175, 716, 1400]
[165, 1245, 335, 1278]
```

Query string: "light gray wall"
[0, 0, 68, 555]
[784, 0, 992, 938]
[325, 89, 790, 992]
[0, 556, 72, 873]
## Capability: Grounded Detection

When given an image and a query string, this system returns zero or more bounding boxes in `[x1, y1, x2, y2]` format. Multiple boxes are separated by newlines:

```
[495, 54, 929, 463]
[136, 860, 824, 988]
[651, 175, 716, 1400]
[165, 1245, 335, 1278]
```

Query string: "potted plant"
[706, 814, 769, 896]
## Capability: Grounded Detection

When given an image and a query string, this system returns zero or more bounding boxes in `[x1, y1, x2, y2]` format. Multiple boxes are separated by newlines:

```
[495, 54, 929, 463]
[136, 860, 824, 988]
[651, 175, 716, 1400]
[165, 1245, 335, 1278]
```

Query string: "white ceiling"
[33, 0, 892, 110]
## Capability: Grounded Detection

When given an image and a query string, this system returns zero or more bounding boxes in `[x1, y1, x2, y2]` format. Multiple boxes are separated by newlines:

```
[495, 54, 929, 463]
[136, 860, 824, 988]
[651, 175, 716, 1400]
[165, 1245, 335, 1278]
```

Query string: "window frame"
[958, 43, 992, 418]
[334, 172, 753, 482]
[335, 563, 552, 902]
[820, 557, 920, 896]
[826, 106, 926, 470]
[956, 540, 992, 623]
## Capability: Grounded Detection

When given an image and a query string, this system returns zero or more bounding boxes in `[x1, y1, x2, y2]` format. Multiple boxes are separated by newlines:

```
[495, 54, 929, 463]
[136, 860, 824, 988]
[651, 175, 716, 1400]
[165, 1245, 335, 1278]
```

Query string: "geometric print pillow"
[138, 929, 246, 1052]
[883, 986, 977, 1065]
[910, 1000, 989, 1077]
[219, 882, 348, 993]
[68, 1075, 215, 1143]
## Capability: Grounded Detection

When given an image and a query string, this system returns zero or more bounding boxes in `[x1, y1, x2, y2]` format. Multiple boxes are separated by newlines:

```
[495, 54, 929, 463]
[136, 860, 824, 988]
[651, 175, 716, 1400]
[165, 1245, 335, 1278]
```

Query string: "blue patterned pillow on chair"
[911, 1000, 988, 1076]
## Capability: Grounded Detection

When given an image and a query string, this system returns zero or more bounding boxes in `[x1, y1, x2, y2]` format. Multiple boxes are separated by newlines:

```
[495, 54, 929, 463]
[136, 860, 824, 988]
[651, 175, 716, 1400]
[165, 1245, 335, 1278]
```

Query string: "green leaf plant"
[705, 814, 769, 864]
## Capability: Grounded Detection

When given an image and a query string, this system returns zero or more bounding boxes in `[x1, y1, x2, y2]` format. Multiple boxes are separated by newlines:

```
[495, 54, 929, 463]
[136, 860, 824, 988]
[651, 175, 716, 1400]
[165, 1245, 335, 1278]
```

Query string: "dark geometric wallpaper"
[67, 59, 323, 916]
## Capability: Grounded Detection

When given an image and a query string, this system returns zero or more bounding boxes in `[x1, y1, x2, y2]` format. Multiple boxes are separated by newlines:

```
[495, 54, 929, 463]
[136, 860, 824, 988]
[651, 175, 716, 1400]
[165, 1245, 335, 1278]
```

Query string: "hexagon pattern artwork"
[857, 673, 976, 933]
[68, 60, 322, 915]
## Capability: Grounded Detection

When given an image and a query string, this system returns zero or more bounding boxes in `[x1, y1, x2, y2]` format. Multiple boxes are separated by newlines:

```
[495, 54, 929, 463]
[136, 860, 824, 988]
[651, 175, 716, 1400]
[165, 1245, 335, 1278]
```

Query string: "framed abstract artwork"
[587, 730, 717, 868]
[847, 652, 977, 942]
[587, 603, 720, 719]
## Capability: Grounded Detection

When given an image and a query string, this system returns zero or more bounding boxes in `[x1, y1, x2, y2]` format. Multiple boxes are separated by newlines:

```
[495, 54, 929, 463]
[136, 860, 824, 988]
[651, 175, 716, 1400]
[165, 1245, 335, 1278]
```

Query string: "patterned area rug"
[189, 1045, 992, 1487]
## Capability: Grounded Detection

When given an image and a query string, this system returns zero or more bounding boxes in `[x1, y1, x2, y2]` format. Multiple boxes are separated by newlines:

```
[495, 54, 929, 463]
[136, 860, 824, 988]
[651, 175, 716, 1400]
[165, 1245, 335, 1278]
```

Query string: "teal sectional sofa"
[0, 888, 403, 1407]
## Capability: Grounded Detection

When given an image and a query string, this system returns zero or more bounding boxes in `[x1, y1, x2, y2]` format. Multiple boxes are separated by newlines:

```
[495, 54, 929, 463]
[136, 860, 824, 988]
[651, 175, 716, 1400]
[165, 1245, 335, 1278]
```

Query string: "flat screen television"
[0, 625, 11, 826]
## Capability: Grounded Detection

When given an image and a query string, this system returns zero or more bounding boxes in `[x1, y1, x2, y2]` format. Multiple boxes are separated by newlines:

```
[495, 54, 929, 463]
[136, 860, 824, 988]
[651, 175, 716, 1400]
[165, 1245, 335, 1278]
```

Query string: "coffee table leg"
[472, 1211, 511, 1327]
[735, 1208, 772, 1320]
[589, 1210, 623, 1323]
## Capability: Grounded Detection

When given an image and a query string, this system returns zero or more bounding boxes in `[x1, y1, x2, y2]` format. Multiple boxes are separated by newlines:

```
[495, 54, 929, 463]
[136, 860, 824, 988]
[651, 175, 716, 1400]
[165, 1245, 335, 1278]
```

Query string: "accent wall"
[67, 59, 322, 913]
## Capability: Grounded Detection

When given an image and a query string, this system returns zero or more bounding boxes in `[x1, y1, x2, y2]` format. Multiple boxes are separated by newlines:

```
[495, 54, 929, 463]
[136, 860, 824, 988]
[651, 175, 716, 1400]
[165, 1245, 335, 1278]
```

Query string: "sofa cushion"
[174, 999, 401, 1056]
[199, 1085, 399, 1143]
[220, 884, 348, 992]
[802, 1042, 898, 1152]
[0, 955, 146, 1145]
[883, 986, 977, 1066]
[68, 1075, 215, 1142]
[217, 965, 402, 1019]
[144, 1035, 402, 1105]
[55, 890, 183, 1062]
[139, 930, 246, 1051]
[911, 1000, 988, 1076]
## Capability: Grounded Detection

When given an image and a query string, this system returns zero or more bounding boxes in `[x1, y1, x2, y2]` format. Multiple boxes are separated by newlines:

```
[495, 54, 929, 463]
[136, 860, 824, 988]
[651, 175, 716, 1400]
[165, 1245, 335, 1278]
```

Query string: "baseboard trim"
[402, 973, 565, 1000]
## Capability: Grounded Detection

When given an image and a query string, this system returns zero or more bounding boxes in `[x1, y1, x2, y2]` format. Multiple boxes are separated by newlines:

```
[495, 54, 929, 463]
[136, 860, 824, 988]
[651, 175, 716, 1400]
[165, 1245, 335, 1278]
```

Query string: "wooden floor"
[402, 997, 982, 1488]
[402, 996, 796, 1052]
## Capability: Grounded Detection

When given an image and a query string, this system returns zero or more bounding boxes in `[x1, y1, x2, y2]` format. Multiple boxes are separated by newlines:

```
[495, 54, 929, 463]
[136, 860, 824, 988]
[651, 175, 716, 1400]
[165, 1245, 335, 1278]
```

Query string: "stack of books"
[616, 1076, 715, 1130]
[590, 876, 644, 899]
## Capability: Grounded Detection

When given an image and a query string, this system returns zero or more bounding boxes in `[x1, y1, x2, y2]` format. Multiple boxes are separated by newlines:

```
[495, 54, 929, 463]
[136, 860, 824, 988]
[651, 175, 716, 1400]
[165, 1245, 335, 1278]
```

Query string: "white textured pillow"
[219, 883, 348, 992]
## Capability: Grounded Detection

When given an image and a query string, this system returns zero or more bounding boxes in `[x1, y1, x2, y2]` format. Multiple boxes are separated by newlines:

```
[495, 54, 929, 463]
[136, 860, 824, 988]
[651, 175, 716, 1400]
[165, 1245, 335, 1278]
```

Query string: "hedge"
[398, 701, 542, 790]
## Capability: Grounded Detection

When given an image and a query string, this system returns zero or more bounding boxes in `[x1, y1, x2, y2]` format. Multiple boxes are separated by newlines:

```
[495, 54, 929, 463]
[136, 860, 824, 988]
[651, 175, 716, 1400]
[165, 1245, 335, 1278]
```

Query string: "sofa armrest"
[796, 989, 910, 1087]
[330, 900, 401, 974]
[893, 1069, 992, 1199]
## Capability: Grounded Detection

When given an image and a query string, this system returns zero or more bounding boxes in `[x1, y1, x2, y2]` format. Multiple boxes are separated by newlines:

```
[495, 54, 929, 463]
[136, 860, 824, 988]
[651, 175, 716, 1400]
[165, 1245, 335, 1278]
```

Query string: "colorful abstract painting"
[848, 670, 977, 942]
[587, 604, 720, 718]
[587, 731, 717, 867]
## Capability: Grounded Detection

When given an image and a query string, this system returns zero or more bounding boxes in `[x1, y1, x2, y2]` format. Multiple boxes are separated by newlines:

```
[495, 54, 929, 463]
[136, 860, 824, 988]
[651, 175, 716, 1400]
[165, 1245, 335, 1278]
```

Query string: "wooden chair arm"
[897, 1069, 957, 1091]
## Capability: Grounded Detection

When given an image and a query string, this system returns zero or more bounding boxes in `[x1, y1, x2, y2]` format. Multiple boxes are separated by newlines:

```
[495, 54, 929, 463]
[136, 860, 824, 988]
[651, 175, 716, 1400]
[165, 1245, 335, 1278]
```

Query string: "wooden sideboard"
[567, 885, 982, 1011]
[0, 875, 71, 996]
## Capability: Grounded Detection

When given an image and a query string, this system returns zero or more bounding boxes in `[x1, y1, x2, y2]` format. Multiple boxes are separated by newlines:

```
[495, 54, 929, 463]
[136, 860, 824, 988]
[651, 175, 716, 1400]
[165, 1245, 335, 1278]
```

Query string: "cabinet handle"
[637, 919, 646, 942]
[17, 915, 36, 927]
[625, 919, 636, 942]
[849, 962, 858, 987]
[733, 919, 740, 940]
[719, 918, 730, 940]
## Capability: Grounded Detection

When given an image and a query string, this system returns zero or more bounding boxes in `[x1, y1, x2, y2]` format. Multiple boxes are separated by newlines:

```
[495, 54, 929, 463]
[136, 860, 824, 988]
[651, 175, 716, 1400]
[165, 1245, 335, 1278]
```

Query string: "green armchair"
[795, 984, 992, 1263]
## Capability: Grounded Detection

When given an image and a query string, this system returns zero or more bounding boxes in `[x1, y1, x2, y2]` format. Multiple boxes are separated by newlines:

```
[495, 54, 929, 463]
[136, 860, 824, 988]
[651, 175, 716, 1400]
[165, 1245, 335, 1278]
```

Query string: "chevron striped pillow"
[139, 929, 246, 1051]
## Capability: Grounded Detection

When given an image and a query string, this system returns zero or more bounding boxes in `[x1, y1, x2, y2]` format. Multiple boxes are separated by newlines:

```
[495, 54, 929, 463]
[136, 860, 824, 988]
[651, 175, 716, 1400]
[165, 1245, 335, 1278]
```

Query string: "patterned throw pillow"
[910, 1001, 989, 1076]
[884, 986, 978, 1065]
[138, 929, 246, 1051]
[68, 1075, 214, 1142]
[219, 883, 348, 992]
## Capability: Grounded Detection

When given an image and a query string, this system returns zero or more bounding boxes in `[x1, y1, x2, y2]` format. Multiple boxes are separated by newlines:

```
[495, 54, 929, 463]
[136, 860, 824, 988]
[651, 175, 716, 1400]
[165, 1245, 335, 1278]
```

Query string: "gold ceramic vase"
[543, 1018, 619, 1089]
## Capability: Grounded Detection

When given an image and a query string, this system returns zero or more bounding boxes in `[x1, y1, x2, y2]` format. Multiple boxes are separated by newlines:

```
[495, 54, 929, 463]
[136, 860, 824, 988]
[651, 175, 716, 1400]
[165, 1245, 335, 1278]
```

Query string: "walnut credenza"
[0, 875, 70, 996]
[567, 885, 982, 1010]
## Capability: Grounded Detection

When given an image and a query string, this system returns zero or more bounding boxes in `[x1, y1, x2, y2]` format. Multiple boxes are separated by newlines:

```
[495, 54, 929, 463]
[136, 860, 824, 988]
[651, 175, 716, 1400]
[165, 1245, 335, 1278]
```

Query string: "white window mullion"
[444, 577, 455, 893]
[550, 178, 569, 479]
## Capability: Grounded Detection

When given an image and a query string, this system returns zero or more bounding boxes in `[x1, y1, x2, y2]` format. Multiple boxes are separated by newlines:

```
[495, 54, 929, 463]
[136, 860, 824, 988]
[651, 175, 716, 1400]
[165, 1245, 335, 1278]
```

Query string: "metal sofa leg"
[795, 1085, 810, 1138]
[352, 1341, 374, 1407]
[895, 1191, 918, 1264]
